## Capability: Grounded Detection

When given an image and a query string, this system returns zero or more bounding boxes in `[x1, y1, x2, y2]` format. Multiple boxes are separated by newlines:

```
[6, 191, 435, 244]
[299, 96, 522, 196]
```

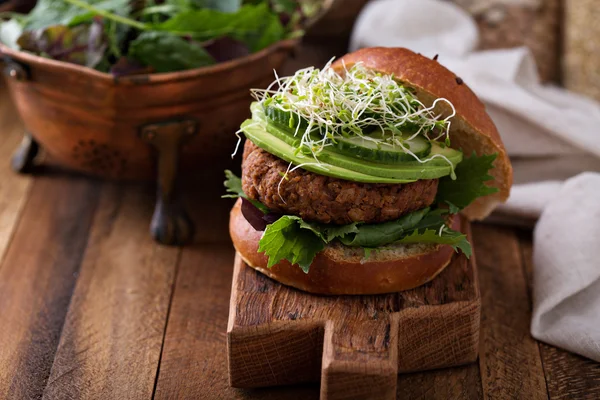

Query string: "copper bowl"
[0, 39, 298, 244]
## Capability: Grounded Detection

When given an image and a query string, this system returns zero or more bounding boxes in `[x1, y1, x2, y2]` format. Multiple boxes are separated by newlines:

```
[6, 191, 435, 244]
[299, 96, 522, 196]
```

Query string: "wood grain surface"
[43, 184, 181, 399]
[0, 174, 100, 399]
[0, 38, 599, 399]
[475, 225, 548, 399]
[0, 79, 32, 265]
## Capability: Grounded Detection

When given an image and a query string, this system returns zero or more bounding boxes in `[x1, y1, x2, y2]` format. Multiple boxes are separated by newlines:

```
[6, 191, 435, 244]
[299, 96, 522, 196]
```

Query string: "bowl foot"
[150, 199, 194, 246]
[11, 133, 39, 174]
[140, 119, 198, 246]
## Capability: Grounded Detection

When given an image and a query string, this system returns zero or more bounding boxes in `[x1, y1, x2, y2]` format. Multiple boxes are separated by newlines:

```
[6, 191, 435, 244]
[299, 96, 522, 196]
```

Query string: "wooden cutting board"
[227, 220, 480, 400]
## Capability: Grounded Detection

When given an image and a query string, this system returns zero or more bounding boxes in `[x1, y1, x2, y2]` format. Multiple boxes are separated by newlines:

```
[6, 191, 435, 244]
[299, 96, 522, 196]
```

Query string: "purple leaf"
[17, 20, 107, 68]
[241, 198, 282, 231]
[110, 56, 154, 76]
[241, 198, 268, 231]
[263, 212, 282, 225]
[203, 36, 249, 63]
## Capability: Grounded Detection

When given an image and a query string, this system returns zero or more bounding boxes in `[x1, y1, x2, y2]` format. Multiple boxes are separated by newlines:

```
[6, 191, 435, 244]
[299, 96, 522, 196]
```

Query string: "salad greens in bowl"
[0, 0, 323, 75]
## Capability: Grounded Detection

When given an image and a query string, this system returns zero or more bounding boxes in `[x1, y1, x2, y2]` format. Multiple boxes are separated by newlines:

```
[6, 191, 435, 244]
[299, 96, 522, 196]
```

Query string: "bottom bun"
[229, 199, 460, 295]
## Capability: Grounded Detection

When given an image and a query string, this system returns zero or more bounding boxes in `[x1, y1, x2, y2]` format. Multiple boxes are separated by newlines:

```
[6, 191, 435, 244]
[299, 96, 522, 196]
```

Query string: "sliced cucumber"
[242, 117, 463, 182]
[334, 132, 432, 163]
[253, 103, 303, 147]
[260, 102, 434, 164]
[315, 146, 461, 181]
[240, 119, 416, 184]
[263, 104, 309, 133]
[248, 102, 463, 181]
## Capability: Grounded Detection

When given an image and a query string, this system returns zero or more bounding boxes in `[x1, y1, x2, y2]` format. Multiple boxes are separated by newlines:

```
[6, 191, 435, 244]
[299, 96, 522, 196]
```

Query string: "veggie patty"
[242, 141, 439, 225]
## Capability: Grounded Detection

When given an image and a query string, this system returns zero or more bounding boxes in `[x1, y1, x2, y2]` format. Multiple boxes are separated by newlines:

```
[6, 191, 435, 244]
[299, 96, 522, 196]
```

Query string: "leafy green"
[23, 0, 129, 30]
[129, 31, 214, 73]
[223, 170, 270, 213]
[67, 0, 131, 27]
[258, 207, 470, 273]
[23, 0, 84, 30]
[163, 0, 242, 13]
[17, 21, 107, 68]
[156, 3, 284, 51]
[339, 208, 430, 247]
[258, 215, 325, 273]
[436, 152, 499, 211]
[395, 227, 472, 258]
[223, 170, 245, 198]
[198, 0, 242, 13]
[252, 13, 285, 51]
[446, 201, 460, 214]
[5, 0, 306, 74]
[296, 218, 359, 243]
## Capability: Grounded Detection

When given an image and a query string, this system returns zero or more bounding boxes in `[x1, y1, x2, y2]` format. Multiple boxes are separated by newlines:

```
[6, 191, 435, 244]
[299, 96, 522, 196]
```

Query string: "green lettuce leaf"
[155, 3, 284, 51]
[258, 216, 325, 273]
[296, 219, 359, 243]
[23, 0, 129, 31]
[395, 227, 472, 258]
[223, 170, 270, 213]
[223, 169, 244, 198]
[436, 152, 499, 211]
[164, 0, 242, 13]
[258, 207, 470, 273]
[196, 0, 242, 13]
[128, 31, 215, 73]
[339, 208, 431, 247]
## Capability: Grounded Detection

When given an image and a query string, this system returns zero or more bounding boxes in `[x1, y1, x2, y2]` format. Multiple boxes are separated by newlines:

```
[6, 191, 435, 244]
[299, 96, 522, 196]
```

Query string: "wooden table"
[1, 41, 599, 400]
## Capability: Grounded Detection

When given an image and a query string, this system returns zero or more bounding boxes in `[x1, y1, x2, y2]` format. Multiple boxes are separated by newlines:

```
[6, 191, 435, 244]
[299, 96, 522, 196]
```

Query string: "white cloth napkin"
[350, 0, 600, 362]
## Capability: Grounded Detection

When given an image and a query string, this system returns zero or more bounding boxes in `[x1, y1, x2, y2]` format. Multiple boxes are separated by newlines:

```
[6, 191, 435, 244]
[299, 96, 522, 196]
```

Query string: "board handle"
[320, 314, 399, 400]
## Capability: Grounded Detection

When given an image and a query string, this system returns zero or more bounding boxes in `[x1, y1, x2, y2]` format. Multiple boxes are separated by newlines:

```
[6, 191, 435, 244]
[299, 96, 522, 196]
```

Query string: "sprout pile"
[251, 60, 457, 164]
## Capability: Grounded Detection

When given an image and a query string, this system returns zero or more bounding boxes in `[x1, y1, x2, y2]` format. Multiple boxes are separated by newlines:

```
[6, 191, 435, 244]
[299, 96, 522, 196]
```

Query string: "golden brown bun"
[229, 199, 459, 295]
[332, 47, 513, 220]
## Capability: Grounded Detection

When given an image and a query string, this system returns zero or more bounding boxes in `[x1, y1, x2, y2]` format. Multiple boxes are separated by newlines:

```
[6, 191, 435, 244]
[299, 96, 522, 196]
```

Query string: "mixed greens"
[225, 60, 499, 273]
[0, 0, 319, 75]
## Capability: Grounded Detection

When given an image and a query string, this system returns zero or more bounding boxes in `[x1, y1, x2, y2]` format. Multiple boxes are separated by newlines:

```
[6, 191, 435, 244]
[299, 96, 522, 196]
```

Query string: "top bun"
[332, 47, 513, 220]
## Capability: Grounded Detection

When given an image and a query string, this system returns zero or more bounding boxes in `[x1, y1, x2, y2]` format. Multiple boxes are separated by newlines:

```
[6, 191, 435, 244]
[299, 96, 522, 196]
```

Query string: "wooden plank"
[0, 175, 100, 399]
[539, 345, 600, 400]
[473, 224, 548, 400]
[42, 184, 180, 399]
[0, 80, 33, 263]
[519, 235, 600, 399]
[397, 364, 483, 399]
[154, 243, 320, 399]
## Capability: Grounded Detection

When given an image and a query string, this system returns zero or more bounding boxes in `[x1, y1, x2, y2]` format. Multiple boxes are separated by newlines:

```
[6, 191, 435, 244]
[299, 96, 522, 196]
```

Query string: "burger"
[225, 47, 512, 295]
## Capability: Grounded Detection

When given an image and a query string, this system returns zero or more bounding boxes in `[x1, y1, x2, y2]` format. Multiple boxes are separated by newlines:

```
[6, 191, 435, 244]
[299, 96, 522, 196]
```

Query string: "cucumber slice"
[261, 103, 434, 164]
[253, 103, 302, 147]
[242, 116, 463, 182]
[315, 146, 461, 181]
[334, 133, 432, 163]
[241, 119, 416, 184]
[263, 104, 309, 133]
[248, 102, 463, 181]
